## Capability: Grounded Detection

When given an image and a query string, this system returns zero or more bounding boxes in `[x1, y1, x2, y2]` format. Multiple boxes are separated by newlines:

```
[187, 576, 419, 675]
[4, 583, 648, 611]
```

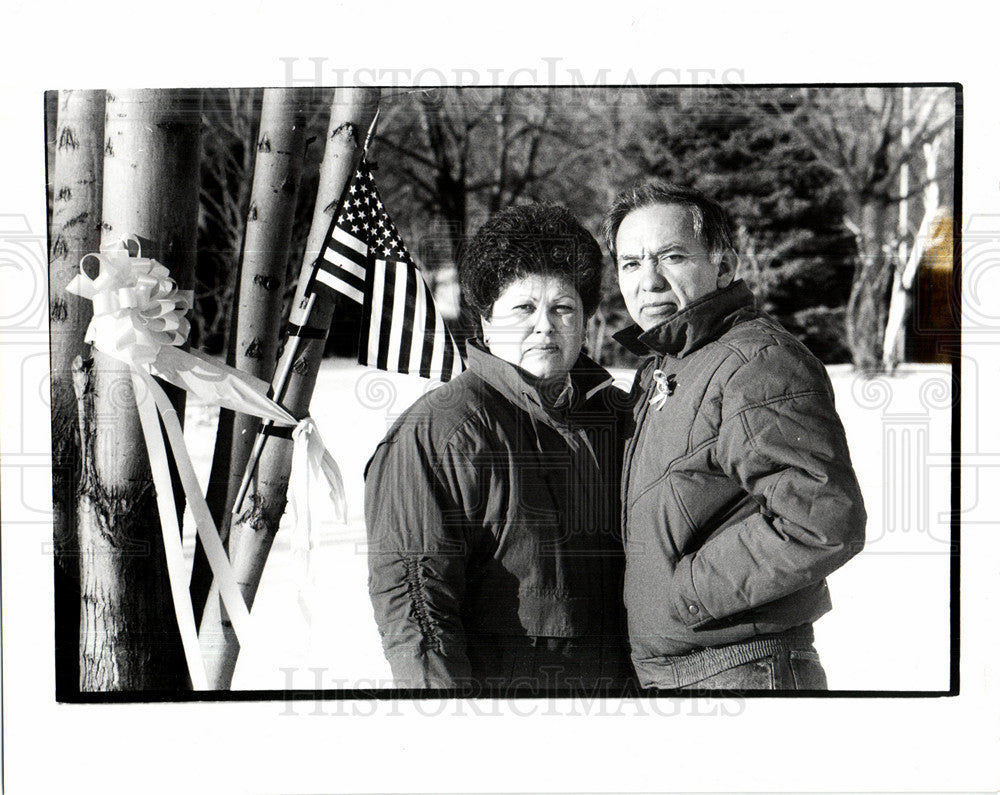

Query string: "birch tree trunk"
[196, 90, 261, 586]
[48, 89, 105, 696]
[845, 198, 892, 372]
[191, 88, 309, 623]
[76, 89, 202, 691]
[886, 88, 913, 370]
[200, 87, 379, 689]
[883, 135, 942, 369]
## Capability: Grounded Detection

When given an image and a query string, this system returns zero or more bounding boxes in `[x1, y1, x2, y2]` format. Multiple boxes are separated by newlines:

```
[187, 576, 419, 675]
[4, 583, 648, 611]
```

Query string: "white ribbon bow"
[66, 238, 346, 688]
[66, 237, 193, 366]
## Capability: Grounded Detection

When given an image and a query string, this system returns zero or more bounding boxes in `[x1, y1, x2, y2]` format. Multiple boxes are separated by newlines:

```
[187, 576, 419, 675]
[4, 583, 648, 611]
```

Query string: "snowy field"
[183, 358, 954, 692]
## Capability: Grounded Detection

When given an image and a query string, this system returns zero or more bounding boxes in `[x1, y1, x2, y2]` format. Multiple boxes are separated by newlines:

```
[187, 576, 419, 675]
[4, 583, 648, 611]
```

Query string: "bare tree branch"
[375, 135, 441, 171]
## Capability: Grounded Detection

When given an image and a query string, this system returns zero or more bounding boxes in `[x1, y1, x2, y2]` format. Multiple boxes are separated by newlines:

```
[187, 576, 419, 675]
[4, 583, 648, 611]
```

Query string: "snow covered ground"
[183, 358, 954, 692]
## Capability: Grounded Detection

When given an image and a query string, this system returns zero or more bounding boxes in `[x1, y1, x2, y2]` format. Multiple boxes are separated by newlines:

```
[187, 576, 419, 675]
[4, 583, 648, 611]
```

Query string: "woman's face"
[481, 274, 585, 380]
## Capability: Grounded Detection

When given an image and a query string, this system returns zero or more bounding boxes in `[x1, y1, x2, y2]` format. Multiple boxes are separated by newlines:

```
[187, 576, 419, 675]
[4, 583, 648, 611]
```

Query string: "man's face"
[615, 203, 734, 331]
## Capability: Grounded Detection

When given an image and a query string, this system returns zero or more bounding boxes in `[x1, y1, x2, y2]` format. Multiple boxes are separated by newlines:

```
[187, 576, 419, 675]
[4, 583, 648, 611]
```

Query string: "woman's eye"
[513, 303, 535, 313]
[554, 304, 576, 315]
[619, 260, 638, 272]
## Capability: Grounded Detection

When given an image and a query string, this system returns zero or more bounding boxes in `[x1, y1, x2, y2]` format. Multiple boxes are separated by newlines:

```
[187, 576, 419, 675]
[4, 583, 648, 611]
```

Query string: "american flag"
[307, 160, 463, 382]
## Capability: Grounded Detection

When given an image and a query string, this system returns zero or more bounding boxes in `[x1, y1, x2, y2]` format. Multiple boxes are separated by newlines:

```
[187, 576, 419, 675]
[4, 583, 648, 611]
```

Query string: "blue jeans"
[465, 633, 637, 693]
[635, 626, 828, 690]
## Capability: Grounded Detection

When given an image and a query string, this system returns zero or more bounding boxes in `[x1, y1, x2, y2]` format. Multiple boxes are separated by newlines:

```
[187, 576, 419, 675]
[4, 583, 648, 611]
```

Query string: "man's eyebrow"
[616, 243, 689, 260]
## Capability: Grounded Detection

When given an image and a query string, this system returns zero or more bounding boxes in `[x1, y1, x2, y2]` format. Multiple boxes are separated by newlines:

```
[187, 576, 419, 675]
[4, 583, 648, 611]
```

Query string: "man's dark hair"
[460, 203, 604, 322]
[602, 181, 738, 265]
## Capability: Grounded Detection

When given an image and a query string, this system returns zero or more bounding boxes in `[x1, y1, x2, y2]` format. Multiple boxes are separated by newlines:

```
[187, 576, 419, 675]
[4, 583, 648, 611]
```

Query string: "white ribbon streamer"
[289, 419, 347, 629]
[136, 369, 256, 641]
[67, 238, 346, 688]
[130, 369, 208, 689]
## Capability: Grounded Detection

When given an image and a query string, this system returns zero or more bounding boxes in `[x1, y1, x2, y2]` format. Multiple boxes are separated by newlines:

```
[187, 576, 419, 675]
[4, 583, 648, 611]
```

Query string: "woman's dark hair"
[460, 203, 605, 322]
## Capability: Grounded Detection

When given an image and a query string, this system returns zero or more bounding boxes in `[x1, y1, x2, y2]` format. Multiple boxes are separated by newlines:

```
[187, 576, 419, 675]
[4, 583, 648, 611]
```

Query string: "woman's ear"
[480, 316, 490, 345]
[716, 250, 738, 288]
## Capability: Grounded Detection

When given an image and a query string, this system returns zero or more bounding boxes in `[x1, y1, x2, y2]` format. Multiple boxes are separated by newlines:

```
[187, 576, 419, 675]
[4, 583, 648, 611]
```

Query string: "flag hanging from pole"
[307, 160, 464, 382]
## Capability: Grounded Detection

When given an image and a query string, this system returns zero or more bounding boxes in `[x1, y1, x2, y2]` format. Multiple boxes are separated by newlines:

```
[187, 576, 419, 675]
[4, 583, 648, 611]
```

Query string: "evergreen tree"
[627, 87, 856, 362]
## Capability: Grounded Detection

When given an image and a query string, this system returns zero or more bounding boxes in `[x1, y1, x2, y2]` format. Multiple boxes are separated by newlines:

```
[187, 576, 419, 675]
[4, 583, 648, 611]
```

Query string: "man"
[605, 181, 866, 689]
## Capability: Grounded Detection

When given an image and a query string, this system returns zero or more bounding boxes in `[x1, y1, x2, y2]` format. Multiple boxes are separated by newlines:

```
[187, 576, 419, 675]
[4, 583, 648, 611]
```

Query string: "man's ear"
[716, 249, 737, 288]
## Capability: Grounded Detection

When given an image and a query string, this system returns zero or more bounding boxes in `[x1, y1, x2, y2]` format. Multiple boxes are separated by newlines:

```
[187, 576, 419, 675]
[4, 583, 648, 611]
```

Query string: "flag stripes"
[302, 159, 463, 382]
[313, 227, 368, 303]
[312, 269, 364, 304]
[359, 259, 461, 381]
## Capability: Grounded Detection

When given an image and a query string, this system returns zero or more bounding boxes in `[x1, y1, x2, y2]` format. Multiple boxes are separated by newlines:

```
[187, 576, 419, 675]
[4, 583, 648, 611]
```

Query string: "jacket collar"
[465, 338, 614, 421]
[613, 280, 758, 359]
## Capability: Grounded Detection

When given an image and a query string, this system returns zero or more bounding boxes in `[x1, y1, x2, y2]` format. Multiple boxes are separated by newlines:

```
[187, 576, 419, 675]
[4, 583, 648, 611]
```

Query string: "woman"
[365, 204, 633, 692]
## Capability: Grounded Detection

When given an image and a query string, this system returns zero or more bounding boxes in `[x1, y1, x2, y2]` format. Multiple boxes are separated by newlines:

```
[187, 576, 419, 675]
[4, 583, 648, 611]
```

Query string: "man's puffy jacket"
[365, 340, 632, 688]
[613, 281, 866, 672]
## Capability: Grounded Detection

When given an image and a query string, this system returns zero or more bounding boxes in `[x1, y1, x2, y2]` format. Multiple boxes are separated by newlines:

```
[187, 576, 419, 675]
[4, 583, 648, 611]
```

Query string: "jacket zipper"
[620, 356, 660, 544]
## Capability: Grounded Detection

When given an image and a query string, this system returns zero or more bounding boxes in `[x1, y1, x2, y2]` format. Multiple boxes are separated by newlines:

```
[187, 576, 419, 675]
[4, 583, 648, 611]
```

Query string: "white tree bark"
[882, 134, 942, 369]
[199, 87, 380, 689]
[192, 88, 310, 623]
[49, 89, 105, 695]
[77, 89, 202, 691]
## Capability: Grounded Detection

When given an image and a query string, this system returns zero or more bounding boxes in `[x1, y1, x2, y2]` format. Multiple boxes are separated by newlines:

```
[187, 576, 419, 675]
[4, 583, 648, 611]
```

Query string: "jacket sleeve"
[667, 345, 867, 628]
[365, 425, 478, 688]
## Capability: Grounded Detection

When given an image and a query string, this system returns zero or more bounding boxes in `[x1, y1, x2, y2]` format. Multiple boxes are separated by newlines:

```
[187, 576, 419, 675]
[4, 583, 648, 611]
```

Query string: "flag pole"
[232, 107, 381, 515]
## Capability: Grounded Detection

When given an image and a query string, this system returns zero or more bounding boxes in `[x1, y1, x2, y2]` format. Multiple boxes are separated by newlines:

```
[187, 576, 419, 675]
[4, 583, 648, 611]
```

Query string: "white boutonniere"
[649, 369, 677, 411]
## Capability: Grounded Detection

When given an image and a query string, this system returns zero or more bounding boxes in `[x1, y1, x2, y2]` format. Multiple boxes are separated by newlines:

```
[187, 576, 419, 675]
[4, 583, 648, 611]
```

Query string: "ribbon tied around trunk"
[66, 238, 346, 689]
